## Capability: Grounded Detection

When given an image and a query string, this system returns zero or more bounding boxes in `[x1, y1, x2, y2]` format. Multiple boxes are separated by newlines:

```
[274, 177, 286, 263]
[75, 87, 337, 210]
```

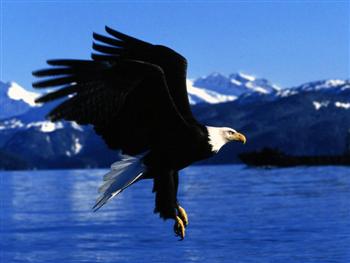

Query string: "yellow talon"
[174, 216, 185, 240]
[177, 205, 188, 226]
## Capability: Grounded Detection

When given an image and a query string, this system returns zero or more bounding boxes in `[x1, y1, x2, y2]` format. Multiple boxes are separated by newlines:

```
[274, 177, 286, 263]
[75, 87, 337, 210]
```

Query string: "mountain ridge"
[0, 75, 349, 169]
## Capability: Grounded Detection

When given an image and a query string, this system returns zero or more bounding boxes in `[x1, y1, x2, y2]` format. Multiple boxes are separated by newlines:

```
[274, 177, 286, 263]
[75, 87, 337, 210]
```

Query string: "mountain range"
[0, 73, 349, 169]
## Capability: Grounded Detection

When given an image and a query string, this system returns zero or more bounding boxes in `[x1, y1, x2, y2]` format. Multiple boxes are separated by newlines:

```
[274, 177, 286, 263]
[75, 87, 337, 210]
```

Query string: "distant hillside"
[0, 76, 349, 169]
[187, 72, 279, 104]
[0, 81, 40, 119]
[194, 79, 350, 163]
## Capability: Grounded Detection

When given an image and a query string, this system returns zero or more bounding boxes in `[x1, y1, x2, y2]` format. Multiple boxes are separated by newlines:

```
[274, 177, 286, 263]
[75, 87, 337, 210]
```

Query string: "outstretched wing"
[33, 58, 188, 155]
[92, 26, 196, 123]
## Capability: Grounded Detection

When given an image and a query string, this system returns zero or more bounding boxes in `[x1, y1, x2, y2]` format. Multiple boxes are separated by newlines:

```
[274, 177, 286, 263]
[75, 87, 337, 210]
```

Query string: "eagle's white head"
[206, 126, 246, 153]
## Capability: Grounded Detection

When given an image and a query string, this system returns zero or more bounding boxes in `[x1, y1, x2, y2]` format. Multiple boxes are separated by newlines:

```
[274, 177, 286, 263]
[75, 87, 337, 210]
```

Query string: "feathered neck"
[206, 126, 228, 153]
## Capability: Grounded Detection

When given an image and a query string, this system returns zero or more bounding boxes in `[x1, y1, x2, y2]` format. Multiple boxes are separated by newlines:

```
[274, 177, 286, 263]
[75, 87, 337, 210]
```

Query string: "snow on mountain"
[7, 82, 40, 106]
[1, 75, 349, 169]
[2, 77, 348, 128]
[193, 73, 244, 96]
[312, 100, 350, 111]
[0, 81, 84, 134]
[191, 72, 280, 103]
[312, 101, 330, 110]
[0, 117, 83, 133]
[279, 79, 349, 95]
[236, 79, 350, 106]
[335, 101, 350, 109]
[0, 82, 82, 134]
[193, 78, 350, 164]
[1, 73, 278, 113]
[187, 79, 236, 104]
[274, 79, 350, 107]
[296, 79, 348, 92]
[0, 81, 41, 120]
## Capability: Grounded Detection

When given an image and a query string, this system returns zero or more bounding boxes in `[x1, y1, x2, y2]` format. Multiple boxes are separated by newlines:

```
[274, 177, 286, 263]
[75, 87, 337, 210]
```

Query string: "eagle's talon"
[176, 205, 188, 227]
[174, 216, 185, 240]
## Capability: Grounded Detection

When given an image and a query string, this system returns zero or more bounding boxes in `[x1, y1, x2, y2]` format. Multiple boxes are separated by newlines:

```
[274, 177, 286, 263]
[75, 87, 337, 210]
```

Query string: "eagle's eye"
[227, 130, 234, 135]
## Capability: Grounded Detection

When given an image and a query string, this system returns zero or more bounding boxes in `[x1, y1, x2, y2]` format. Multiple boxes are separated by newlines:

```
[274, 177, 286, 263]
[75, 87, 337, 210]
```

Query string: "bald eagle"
[32, 27, 246, 239]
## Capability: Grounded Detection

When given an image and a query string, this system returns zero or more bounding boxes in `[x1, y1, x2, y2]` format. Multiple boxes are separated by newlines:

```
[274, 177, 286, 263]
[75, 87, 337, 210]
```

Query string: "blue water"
[1, 165, 350, 263]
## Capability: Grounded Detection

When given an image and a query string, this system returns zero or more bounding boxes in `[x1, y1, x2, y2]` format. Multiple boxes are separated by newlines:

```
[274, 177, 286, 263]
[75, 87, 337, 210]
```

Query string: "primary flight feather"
[33, 26, 246, 239]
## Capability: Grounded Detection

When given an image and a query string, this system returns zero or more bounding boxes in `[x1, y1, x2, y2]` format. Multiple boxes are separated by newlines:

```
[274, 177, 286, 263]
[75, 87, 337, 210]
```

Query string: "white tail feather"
[93, 154, 145, 211]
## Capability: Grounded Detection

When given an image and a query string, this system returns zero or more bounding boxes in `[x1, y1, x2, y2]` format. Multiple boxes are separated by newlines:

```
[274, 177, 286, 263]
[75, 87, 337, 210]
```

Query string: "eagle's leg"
[173, 172, 188, 227]
[152, 169, 187, 239]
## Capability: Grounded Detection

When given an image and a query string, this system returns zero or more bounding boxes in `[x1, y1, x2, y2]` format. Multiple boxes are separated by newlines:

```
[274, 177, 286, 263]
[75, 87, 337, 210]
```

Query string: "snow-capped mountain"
[1, 76, 349, 169]
[190, 72, 280, 104]
[187, 79, 236, 104]
[285, 79, 350, 111]
[193, 78, 350, 164]
[236, 79, 350, 105]
[0, 81, 40, 119]
[0, 82, 81, 134]
[0, 73, 279, 113]
[278, 79, 349, 96]
[0, 96, 115, 170]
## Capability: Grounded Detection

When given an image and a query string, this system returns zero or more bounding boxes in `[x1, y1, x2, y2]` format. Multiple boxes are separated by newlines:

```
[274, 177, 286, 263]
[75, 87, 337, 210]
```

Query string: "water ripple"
[1, 166, 349, 263]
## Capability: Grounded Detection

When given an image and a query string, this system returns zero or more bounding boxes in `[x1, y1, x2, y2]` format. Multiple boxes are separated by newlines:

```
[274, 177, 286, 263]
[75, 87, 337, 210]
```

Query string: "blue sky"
[1, 1, 349, 90]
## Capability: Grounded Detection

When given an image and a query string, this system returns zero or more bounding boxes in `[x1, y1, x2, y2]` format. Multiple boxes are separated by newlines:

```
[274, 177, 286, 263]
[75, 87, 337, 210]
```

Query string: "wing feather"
[35, 85, 78, 103]
[92, 43, 123, 55]
[33, 58, 187, 154]
[33, 27, 197, 154]
[91, 27, 195, 122]
[33, 76, 76, 88]
[32, 68, 73, 77]
[93, 32, 125, 46]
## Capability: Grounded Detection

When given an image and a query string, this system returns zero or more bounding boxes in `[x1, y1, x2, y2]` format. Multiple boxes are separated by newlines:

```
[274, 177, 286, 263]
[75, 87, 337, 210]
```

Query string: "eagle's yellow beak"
[230, 132, 247, 144]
